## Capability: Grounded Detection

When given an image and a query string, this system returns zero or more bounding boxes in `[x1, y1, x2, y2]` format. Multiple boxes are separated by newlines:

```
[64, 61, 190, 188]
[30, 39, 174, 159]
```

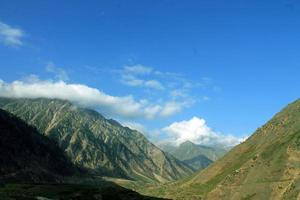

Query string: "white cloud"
[118, 64, 216, 100]
[170, 89, 188, 98]
[202, 96, 210, 101]
[144, 80, 164, 90]
[124, 64, 152, 75]
[163, 117, 247, 147]
[160, 101, 183, 117]
[46, 62, 69, 81]
[120, 66, 165, 90]
[0, 21, 24, 47]
[121, 74, 144, 87]
[0, 78, 184, 119]
[121, 121, 146, 133]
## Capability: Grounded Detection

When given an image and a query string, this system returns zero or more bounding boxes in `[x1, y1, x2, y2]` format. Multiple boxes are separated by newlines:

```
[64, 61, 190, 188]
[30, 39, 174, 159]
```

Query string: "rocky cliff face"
[0, 97, 193, 183]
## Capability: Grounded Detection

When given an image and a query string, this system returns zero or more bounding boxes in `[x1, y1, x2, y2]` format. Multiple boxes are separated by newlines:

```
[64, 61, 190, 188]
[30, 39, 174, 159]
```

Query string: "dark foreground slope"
[0, 98, 193, 183]
[0, 108, 76, 183]
[0, 183, 169, 200]
[0, 108, 169, 200]
[141, 99, 300, 200]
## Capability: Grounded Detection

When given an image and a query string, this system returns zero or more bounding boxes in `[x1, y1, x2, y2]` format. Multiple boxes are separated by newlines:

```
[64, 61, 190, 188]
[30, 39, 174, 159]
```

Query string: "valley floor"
[0, 183, 169, 200]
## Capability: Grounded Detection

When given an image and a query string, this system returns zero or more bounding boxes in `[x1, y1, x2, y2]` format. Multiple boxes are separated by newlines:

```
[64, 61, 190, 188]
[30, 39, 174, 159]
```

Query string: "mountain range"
[3, 96, 300, 199]
[0, 108, 169, 199]
[159, 141, 227, 170]
[0, 97, 193, 183]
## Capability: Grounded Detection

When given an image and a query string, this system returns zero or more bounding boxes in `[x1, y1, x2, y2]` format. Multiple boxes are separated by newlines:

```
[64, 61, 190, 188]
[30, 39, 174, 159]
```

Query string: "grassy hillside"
[140, 99, 300, 200]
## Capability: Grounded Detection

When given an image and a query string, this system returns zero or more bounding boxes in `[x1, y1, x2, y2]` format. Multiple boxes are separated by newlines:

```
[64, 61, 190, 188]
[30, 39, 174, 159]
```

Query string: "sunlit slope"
[0, 97, 193, 183]
[142, 99, 300, 199]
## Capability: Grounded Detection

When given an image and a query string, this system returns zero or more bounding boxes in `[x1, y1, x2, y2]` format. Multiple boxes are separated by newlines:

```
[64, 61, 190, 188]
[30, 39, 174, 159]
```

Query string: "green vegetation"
[139, 99, 300, 199]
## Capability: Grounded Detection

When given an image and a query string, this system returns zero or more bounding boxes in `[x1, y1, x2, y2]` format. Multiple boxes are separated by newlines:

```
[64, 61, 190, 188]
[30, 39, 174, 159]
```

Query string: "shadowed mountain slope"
[0, 108, 77, 183]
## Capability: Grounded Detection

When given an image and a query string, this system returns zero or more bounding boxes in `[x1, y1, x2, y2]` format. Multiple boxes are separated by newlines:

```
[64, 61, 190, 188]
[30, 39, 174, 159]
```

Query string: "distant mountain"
[0, 97, 193, 183]
[142, 99, 300, 199]
[182, 155, 213, 171]
[159, 141, 227, 170]
[0, 108, 77, 183]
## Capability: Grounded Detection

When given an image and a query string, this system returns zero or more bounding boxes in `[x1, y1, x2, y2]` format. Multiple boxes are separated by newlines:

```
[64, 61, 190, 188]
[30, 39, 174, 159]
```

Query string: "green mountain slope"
[182, 155, 213, 171]
[0, 108, 77, 183]
[0, 97, 193, 183]
[141, 99, 300, 199]
[159, 141, 226, 170]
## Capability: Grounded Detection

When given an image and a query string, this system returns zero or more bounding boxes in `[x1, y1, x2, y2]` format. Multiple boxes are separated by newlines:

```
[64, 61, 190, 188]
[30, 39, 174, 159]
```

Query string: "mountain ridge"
[159, 140, 227, 170]
[0, 107, 170, 199]
[0, 97, 194, 183]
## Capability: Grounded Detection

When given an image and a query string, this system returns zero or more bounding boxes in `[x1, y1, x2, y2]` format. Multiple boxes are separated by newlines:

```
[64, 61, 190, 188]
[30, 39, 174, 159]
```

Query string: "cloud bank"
[0, 21, 24, 47]
[163, 117, 247, 147]
[0, 78, 187, 119]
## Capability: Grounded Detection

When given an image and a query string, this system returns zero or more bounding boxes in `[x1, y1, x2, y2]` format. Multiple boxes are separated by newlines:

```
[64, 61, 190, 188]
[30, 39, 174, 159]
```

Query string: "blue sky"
[0, 0, 300, 146]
